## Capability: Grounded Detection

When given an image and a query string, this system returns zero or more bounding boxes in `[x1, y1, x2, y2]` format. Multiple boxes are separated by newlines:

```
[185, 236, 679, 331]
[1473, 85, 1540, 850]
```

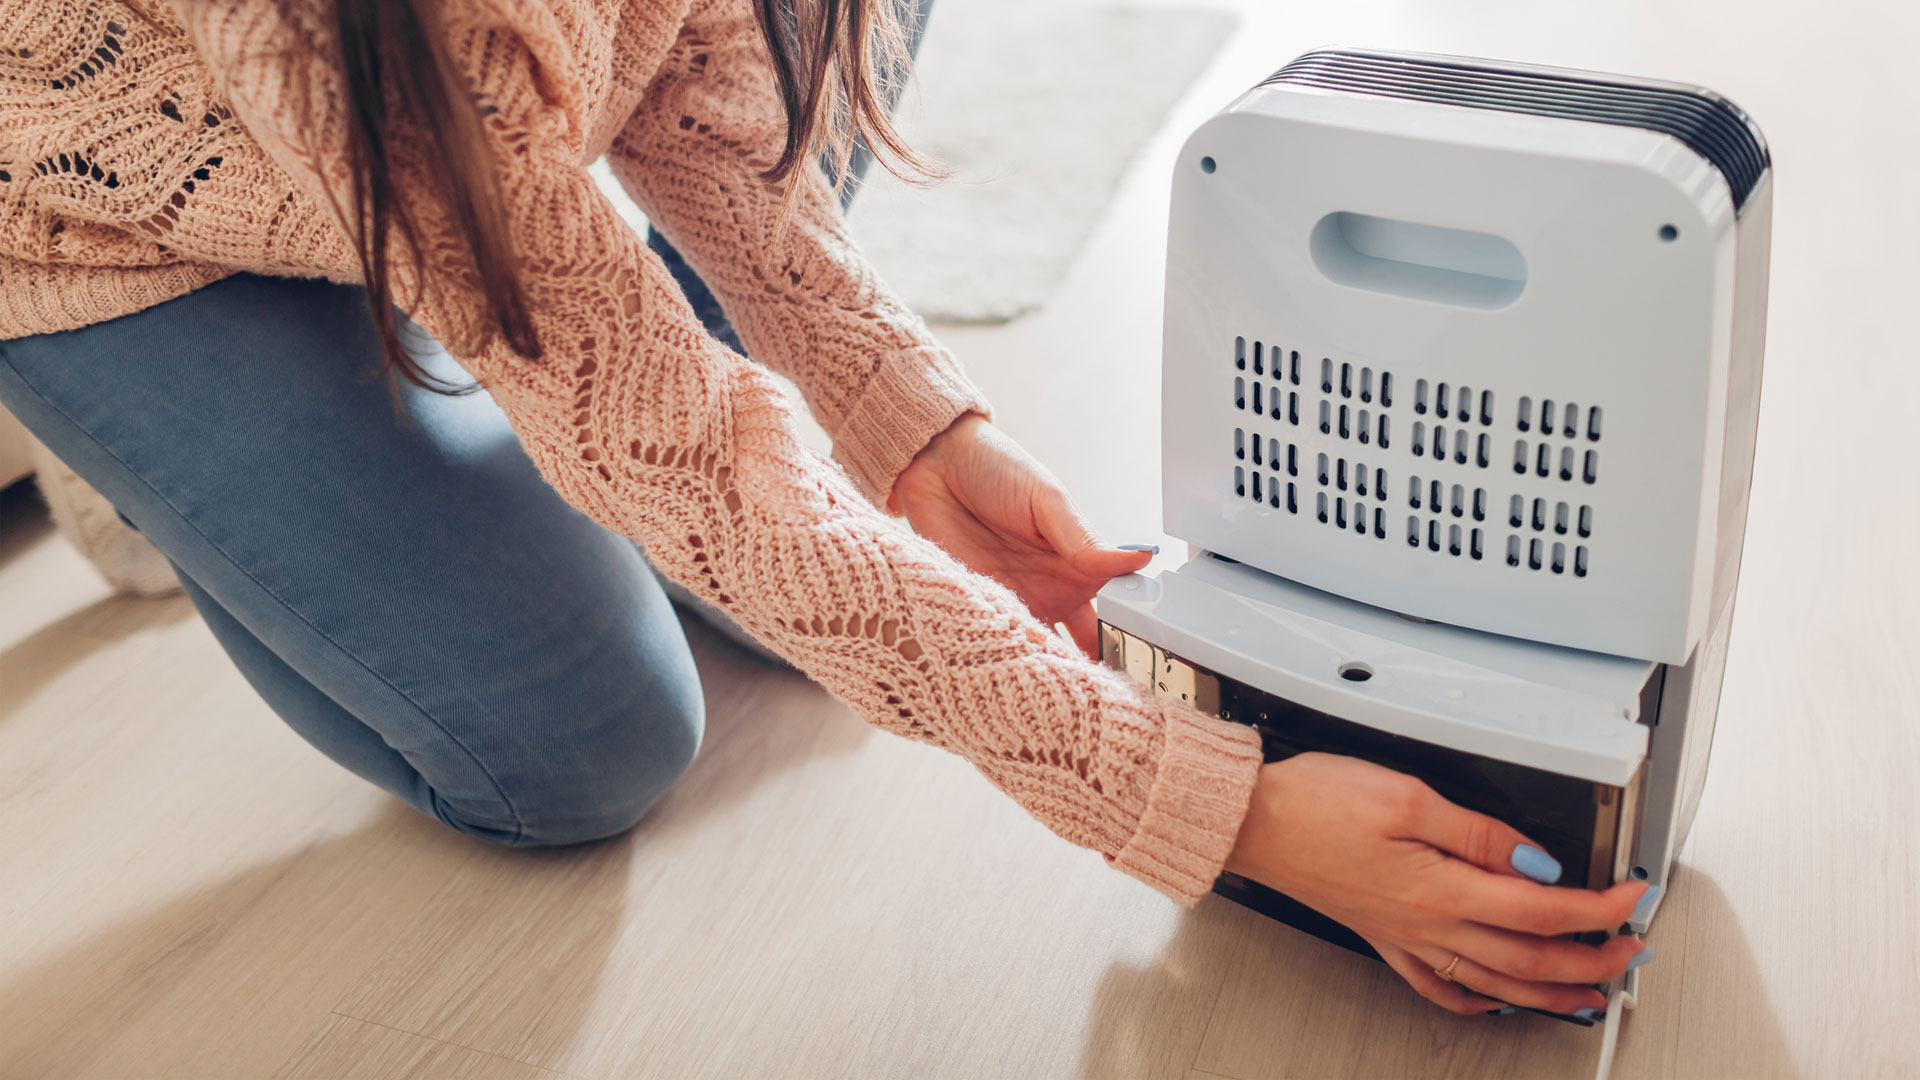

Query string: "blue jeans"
[0, 275, 705, 845]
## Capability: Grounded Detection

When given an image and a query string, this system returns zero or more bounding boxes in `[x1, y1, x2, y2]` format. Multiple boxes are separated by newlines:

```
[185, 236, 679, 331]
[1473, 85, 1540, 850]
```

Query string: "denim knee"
[436, 689, 706, 848]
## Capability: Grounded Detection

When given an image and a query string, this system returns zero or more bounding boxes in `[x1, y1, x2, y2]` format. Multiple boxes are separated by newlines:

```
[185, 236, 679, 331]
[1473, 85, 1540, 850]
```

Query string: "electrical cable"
[1593, 948, 1641, 1080]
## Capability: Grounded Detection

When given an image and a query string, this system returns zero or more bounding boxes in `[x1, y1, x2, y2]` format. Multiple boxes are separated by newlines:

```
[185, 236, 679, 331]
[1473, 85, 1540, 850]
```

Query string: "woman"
[0, 0, 1652, 1020]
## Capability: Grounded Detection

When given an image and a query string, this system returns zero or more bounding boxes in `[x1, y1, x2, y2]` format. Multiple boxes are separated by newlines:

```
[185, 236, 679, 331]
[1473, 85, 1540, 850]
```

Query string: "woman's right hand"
[1225, 752, 1651, 1017]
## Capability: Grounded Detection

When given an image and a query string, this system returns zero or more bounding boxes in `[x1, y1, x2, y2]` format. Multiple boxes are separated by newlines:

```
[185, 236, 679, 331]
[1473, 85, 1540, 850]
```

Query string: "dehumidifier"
[1095, 47, 1771, 1044]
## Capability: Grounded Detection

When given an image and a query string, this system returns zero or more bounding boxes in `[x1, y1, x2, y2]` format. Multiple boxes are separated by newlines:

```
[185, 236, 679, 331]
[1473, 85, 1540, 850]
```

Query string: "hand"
[890, 413, 1151, 657]
[1227, 753, 1653, 1017]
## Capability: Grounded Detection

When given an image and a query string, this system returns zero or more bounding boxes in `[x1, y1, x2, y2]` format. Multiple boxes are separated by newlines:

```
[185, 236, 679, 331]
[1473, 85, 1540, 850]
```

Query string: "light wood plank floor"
[4, 0, 1917, 1076]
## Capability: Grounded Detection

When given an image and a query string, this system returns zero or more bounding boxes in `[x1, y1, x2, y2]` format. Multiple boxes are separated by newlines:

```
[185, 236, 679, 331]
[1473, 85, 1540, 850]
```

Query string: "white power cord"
[1592, 947, 1641, 1080]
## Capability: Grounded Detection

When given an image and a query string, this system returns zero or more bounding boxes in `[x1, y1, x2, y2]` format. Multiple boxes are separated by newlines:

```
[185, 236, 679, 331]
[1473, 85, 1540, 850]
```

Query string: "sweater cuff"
[1110, 705, 1266, 906]
[832, 345, 993, 506]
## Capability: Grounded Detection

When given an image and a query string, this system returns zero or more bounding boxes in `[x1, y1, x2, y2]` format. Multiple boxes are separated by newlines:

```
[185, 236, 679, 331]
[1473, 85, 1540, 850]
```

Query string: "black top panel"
[1261, 49, 1771, 213]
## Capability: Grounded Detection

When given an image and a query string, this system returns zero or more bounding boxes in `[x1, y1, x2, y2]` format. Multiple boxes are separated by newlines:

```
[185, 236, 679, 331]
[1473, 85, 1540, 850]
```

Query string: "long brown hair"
[329, 0, 934, 392]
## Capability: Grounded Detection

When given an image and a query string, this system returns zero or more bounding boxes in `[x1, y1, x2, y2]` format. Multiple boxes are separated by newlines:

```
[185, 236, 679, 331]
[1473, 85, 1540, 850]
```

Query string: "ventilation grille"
[1260, 49, 1770, 214]
[1228, 335, 1600, 580]
[1506, 495, 1594, 576]
[1407, 474, 1489, 559]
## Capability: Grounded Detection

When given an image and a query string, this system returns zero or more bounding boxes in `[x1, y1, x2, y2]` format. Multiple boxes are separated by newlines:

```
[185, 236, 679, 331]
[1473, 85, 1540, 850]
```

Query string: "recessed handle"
[1310, 212, 1526, 310]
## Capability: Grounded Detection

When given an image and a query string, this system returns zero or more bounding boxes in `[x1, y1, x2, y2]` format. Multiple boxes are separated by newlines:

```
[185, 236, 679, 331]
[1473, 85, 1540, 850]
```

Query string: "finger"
[1063, 603, 1102, 660]
[1079, 546, 1156, 580]
[1419, 859, 1650, 937]
[1407, 785, 1563, 883]
[1439, 922, 1647, 988]
[1407, 942, 1609, 1017]
[1372, 939, 1507, 1016]
[1031, 489, 1151, 579]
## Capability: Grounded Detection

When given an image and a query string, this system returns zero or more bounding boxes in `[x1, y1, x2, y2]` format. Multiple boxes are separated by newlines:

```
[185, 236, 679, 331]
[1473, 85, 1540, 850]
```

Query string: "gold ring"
[1435, 954, 1462, 983]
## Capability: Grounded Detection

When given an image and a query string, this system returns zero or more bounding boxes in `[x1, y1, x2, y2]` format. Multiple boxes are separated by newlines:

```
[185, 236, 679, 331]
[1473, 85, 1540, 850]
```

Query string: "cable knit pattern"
[0, 0, 1264, 903]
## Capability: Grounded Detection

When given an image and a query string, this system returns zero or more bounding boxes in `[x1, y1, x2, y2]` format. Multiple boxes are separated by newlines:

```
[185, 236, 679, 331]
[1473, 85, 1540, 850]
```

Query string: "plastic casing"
[1162, 73, 1752, 664]
[1098, 555, 1655, 785]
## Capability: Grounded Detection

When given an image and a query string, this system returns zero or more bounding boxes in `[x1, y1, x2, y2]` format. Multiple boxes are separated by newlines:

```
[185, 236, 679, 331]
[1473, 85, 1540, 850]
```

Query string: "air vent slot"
[1405, 480, 1489, 560]
[1506, 498, 1598, 578]
[1304, 451, 1389, 540]
[1263, 49, 1771, 214]
[1225, 335, 1599, 579]
[1510, 390, 1603, 485]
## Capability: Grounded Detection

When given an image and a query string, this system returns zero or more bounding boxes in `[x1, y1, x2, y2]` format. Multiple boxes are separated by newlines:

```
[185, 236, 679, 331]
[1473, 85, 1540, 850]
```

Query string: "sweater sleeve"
[603, 0, 988, 506]
[177, 0, 1264, 904]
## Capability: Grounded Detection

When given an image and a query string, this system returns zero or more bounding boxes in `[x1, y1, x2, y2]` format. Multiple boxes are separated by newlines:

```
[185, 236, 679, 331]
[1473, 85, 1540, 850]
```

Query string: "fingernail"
[1510, 844, 1563, 884]
[1487, 1006, 1516, 1015]
[1574, 1007, 1606, 1023]
[1630, 883, 1664, 924]
[1117, 543, 1160, 554]
[1625, 945, 1655, 972]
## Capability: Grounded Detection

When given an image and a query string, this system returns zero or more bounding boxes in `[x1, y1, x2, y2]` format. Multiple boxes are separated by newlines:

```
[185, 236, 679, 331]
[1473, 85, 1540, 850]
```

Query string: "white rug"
[846, 3, 1238, 324]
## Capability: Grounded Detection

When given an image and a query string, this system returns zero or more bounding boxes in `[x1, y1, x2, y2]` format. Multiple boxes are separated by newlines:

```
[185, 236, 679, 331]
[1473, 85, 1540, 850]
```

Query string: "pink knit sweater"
[0, 0, 1264, 902]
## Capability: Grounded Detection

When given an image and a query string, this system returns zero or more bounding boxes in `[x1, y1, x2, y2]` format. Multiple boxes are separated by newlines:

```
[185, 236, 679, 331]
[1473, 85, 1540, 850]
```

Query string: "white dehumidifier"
[1096, 47, 1771, 1038]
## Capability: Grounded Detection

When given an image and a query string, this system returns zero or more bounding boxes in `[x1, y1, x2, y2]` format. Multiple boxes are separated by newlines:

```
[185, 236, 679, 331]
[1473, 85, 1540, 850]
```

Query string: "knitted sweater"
[0, 0, 1264, 902]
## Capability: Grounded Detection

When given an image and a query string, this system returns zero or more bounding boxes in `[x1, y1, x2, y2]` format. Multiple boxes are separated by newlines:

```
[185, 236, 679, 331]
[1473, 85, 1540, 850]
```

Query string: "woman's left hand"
[890, 413, 1152, 659]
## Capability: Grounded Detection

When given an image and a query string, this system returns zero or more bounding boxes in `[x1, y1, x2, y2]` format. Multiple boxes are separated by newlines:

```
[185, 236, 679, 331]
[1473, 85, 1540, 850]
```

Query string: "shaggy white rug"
[846, 2, 1237, 323]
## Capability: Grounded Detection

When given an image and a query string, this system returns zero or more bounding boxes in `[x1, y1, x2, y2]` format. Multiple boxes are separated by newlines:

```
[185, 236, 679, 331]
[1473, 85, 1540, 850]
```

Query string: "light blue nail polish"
[1625, 945, 1655, 972]
[1117, 543, 1161, 554]
[1630, 883, 1664, 924]
[1510, 844, 1563, 884]
[1575, 1008, 1606, 1023]
[1493, 1006, 1516, 1015]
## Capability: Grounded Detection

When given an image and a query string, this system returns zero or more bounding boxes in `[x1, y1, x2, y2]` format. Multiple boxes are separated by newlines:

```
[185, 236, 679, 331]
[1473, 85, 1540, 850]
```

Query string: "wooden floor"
[4, 1, 1917, 1076]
